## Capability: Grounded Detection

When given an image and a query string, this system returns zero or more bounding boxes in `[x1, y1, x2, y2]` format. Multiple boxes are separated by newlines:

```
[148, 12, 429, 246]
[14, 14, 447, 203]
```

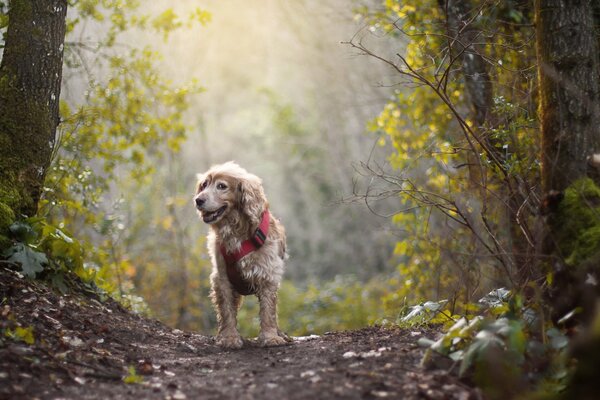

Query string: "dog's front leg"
[210, 273, 243, 349]
[257, 287, 287, 347]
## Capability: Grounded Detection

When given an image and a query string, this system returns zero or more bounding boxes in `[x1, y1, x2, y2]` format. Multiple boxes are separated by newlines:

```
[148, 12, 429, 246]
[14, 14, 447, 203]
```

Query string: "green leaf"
[478, 287, 510, 308]
[3, 243, 48, 278]
[51, 273, 69, 294]
[123, 366, 143, 384]
[6, 326, 35, 345]
[448, 349, 464, 361]
[8, 222, 37, 244]
[401, 299, 448, 323]
[459, 330, 503, 377]
[549, 332, 569, 350]
[417, 337, 435, 347]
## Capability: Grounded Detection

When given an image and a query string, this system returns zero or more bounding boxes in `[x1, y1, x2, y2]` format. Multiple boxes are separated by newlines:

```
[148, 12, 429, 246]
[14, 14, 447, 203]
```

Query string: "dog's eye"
[200, 181, 208, 191]
[217, 183, 227, 190]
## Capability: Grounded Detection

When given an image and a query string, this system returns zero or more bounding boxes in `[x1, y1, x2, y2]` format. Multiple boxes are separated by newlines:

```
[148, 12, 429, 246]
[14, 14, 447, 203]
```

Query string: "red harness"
[219, 210, 270, 295]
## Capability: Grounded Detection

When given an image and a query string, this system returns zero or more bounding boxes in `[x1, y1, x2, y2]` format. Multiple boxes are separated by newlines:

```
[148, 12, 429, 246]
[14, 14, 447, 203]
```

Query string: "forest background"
[19, 0, 411, 336]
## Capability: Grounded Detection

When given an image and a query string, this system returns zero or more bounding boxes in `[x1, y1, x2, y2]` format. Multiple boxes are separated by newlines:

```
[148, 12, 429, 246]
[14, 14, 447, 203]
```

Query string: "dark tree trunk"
[536, 0, 600, 326]
[445, 0, 534, 283]
[537, 0, 600, 193]
[0, 0, 68, 219]
[445, 0, 494, 128]
[537, 3, 600, 392]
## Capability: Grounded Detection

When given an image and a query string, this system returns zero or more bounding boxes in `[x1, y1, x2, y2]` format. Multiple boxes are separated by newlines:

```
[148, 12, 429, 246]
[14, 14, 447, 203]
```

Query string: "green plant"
[122, 365, 143, 384]
[416, 289, 573, 399]
[4, 325, 35, 345]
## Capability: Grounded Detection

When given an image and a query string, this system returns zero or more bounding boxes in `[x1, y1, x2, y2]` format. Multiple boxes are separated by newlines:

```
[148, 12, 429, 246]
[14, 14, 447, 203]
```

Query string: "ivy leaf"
[8, 221, 37, 244]
[547, 328, 569, 350]
[3, 243, 48, 278]
[478, 287, 510, 308]
[459, 330, 503, 377]
[51, 273, 69, 294]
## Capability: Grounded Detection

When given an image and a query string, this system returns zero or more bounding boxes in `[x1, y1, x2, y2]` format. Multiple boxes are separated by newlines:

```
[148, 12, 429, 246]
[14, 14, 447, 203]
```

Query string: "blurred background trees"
[1, 0, 403, 333]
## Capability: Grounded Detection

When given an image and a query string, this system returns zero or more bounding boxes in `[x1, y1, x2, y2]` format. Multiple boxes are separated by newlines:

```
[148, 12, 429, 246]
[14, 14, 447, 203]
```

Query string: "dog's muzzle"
[202, 205, 227, 223]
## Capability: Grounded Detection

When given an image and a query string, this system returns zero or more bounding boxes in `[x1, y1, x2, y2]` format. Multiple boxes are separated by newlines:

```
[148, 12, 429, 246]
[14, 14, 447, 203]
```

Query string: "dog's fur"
[194, 162, 290, 348]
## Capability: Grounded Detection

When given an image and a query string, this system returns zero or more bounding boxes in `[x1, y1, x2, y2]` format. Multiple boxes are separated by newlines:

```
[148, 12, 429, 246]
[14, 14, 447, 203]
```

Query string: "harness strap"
[220, 210, 270, 295]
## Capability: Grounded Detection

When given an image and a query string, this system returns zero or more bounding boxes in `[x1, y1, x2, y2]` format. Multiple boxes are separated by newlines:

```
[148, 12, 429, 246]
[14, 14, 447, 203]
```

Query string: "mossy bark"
[535, 1, 600, 325]
[536, 0, 600, 262]
[0, 0, 68, 226]
[536, 0, 600, 193]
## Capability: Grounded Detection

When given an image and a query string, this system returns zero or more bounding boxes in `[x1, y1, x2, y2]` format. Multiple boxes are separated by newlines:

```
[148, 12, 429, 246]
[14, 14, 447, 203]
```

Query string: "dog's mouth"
[202, 205, 227, 224]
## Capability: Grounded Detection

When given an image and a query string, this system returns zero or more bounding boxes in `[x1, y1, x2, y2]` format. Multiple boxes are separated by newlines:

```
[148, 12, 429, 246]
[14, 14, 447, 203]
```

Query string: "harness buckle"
[252, 227, 267, 248]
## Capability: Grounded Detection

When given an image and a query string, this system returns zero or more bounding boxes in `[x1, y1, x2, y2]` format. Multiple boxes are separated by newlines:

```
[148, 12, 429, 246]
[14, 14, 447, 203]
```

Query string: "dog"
[194, 162, 291, 348]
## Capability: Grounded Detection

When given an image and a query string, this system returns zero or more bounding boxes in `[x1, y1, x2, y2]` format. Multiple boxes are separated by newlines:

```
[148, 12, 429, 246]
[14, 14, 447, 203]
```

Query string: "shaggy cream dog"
[194, 162, 290, 348]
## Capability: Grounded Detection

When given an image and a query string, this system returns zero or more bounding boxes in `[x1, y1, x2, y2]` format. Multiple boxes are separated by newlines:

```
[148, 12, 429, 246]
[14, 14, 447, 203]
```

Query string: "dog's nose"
[195, 197, 205, 208]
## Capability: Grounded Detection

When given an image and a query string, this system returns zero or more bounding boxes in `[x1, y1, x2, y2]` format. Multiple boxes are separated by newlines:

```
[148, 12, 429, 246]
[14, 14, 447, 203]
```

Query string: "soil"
[0, 267, 479, 400]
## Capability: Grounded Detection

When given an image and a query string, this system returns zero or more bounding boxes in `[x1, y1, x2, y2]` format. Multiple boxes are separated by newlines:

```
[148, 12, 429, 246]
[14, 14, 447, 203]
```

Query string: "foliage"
[236, 276, 390, 337]
[0, 219, 108, 295]
[399, 299, 452, 326]
[122, 365, 143, 384]
[552, 178, 600, 266]
[354, 0, 539, 315]
[4, 325, 35, 345]
[20, 2, 208, 312]
[0, 1, 211, 318]
[415, 289, 573, 399]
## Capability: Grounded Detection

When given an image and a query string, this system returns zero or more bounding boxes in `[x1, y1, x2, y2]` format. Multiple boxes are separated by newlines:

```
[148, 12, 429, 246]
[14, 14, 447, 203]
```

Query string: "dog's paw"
[259, 334, 288, 347]
[277, 329, 293, 343]
[216, 334, 244, 349]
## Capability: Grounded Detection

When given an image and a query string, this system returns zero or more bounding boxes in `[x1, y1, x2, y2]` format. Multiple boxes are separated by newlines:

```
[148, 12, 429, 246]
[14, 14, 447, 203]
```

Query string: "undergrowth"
[400, 288, 574, 399]
[0, 218, 145, 312]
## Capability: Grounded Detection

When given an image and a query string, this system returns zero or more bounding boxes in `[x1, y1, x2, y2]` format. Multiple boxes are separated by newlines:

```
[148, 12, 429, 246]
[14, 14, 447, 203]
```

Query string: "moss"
[567, 226, 600, 265]
[0, 172, 22, 210]
[0, 201, 14, 228]
[0, 234, 11, 251]
[553, 178, 600, 265]
[0, 65, 50, 218]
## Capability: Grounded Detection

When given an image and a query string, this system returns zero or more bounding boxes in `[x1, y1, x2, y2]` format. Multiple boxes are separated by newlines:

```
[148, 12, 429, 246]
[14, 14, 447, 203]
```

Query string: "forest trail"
[1, 268, 477, 400]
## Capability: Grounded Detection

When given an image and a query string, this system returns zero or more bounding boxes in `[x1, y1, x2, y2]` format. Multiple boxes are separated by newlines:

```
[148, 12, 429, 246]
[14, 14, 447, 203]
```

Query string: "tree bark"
[0, 0, 68, 218]
[536, 0, 600, 326]
[445, 0, 534, 283]
[536, 0, 600, 193]
[445, 0, 494, 128]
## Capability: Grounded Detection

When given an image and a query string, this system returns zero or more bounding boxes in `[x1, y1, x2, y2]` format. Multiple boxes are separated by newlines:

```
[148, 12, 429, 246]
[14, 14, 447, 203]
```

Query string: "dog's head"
[194, 161, 267, 226]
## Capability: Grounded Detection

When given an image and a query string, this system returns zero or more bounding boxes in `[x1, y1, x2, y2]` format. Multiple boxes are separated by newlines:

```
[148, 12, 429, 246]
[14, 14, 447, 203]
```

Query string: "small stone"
[172, 390, 187, 400]
[300, 370, 315, 378]
[372, 391, 391, 398]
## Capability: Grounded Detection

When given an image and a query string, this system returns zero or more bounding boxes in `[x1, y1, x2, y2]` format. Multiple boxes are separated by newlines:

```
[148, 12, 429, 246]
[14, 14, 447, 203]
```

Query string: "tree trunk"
[0, 0, 68, 220]
[537, 0, 600, 193]
[445, 0, 533, 283]
[445, 0, 494, 128]
[536, 0, 600, 325]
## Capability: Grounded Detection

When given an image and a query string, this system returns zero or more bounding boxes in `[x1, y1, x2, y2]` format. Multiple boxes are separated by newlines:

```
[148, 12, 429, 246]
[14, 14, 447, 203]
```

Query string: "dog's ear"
[238, 175, 267, 225]
[195, 173, 208, 194]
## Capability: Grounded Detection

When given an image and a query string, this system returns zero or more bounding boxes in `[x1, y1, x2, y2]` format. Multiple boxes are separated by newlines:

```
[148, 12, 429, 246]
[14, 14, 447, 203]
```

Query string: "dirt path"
[0, 268, 477, 400]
